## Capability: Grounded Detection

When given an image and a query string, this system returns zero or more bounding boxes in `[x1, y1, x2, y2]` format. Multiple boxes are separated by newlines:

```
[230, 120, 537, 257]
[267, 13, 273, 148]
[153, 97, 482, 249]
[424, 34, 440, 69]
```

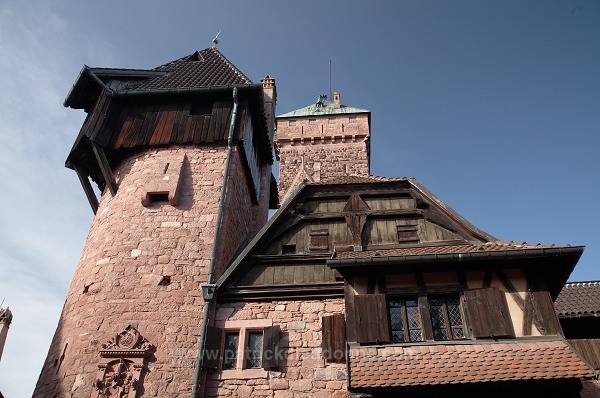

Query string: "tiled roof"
[310, 174, 411, 186]
[335, 241, 567, 259]
[348, 339, 594, 388]
[555, 281, 600, 316]
[277, 97, 369, 118]
[135, 48, 252, 90]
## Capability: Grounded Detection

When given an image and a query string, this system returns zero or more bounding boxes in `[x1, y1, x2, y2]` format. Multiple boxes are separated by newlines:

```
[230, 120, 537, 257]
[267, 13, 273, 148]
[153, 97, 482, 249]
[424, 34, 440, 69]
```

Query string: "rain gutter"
[191, 86, 239, 398]
[327, 246, 585, 269]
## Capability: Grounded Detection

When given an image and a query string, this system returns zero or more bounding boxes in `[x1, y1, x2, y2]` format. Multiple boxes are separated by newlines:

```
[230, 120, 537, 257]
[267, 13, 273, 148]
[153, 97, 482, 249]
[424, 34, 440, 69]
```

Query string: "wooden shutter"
[309, 230, 329, 252]
[397, 224, 419, 243]
[354, 294, 391, 344]
[202, 326, 223, 369]
[463, 287, 515, 339]
[525, 270, 563, 336]
[322, 314, 346, 363]
[262, 325, 281, 370]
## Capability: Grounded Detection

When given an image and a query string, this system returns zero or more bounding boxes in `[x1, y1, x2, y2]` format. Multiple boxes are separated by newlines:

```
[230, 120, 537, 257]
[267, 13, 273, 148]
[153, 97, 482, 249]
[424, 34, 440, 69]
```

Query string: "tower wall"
[275, 112, 370, 201]
[34, 145, 261, 397]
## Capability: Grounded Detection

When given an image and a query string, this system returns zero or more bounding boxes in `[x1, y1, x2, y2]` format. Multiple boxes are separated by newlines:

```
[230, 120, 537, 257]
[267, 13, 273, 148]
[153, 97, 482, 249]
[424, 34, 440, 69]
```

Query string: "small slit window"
[282, 244, 296, 254]
[146, 192, 169, 205]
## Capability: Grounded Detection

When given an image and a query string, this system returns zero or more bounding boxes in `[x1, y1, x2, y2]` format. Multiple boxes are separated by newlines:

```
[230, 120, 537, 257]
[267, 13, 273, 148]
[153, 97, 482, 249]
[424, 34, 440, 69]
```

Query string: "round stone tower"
[33, 49, 276, 397]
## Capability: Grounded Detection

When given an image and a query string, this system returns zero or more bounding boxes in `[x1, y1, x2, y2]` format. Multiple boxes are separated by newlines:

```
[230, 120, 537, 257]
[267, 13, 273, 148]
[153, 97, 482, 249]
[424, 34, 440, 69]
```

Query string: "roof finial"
[212, 31, 221, 48]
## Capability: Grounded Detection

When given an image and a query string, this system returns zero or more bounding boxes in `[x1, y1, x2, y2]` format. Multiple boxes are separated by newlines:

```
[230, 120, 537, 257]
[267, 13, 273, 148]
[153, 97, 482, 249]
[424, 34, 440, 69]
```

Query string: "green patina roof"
[277, 96, 370, 118]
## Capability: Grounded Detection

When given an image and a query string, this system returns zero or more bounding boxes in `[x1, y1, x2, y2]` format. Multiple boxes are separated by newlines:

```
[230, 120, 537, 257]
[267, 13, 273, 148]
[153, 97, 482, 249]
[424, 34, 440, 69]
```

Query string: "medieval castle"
[32, 48, 600, 397]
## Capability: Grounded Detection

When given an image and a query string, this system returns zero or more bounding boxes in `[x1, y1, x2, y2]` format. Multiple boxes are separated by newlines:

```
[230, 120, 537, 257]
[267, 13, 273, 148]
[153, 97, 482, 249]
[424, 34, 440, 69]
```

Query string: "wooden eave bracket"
[91, 141, 118, 196]
[73, 163, 100, 214]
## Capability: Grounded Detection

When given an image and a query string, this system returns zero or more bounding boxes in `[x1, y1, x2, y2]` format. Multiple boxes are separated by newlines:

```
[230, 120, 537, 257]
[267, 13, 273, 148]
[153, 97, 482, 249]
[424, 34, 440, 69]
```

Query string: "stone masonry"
[207, 299, 349, 398]
[275, 104, 370, 201]
[33, 145, 263, 397]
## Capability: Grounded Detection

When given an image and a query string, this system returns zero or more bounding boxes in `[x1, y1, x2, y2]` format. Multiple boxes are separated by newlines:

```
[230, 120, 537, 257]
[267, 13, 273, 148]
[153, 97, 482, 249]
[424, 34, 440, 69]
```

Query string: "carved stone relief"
[92, 325, 154, 398]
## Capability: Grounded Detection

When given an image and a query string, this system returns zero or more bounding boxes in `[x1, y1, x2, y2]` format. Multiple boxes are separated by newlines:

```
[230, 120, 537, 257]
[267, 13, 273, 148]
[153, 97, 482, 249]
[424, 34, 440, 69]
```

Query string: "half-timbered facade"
[214, 175, 595, 397]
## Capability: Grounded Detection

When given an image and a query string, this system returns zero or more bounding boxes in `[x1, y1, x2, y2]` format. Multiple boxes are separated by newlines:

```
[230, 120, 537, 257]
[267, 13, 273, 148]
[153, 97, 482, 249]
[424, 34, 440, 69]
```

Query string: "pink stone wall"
[205, 299, 349, 398]
[34, 145, 266, 397]
[275, 113, 370, 199]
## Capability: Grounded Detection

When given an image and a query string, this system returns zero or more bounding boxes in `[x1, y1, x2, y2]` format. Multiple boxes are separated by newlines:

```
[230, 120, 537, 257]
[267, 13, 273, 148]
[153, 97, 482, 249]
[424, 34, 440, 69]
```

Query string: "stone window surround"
[214, 319, 273, 380]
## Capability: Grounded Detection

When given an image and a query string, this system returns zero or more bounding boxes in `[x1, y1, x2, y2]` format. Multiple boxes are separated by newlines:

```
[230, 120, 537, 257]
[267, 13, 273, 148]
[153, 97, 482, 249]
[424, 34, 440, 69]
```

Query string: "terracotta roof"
[136, 48, 252, 90]
[335, 241, 568, 259]
[555, 281, 600, 316]
[348, 339, 594, 388]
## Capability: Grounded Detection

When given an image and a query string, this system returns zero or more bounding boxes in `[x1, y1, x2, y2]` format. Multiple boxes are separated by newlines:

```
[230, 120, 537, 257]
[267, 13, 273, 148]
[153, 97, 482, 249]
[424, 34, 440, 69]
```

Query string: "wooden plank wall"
[568, 339, 600, 369]
[87, 98, 235, 149]
[237, 263, 337, 286]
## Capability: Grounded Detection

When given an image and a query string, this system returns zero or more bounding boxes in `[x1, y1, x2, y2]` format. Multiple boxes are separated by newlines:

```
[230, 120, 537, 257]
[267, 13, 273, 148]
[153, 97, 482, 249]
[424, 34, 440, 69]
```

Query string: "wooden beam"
[73, 163, 99, 214]
[91, 141, 118, 196]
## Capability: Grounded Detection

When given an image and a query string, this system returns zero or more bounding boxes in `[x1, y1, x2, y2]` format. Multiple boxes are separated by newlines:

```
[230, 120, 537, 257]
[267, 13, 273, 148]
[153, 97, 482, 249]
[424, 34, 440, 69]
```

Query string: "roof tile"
[335, 241, 569, 259]
[348, 339, 594, 388]
[555, 281, 600, 316]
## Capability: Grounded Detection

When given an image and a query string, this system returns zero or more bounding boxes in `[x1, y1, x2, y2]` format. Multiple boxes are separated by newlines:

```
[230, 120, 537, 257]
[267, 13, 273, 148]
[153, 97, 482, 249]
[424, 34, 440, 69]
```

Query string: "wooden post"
[73, 164, 99, 214]
[91, 141, 118, 196]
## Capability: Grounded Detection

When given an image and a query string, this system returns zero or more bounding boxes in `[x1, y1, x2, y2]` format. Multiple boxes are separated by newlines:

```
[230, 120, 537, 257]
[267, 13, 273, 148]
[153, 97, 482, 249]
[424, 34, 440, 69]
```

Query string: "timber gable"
[216, 176, 502, 302]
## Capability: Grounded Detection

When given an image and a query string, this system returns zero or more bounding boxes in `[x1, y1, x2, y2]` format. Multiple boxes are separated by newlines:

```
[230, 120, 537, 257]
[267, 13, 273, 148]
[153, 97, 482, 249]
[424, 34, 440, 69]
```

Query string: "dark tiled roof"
[555, 281, 600, 316]
[136, 48, 252, 90]
[348, 339, 594, 388]
[335, 241, 568, 259]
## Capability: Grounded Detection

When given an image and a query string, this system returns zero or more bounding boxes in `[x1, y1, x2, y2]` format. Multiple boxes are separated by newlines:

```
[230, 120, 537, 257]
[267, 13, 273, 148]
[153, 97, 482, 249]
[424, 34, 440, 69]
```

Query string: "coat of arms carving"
[92, 325, 154, 398]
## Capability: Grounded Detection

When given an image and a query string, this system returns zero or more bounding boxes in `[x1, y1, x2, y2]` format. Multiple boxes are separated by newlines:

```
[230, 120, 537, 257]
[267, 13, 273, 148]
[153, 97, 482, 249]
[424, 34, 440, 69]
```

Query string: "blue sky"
[0, 0, 598, 395]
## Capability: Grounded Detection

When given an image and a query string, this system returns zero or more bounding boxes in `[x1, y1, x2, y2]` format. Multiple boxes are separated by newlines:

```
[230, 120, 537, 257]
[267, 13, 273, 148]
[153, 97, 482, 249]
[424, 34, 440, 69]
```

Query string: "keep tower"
[33, 48, 276, 397]
[275, 92, 370, 202]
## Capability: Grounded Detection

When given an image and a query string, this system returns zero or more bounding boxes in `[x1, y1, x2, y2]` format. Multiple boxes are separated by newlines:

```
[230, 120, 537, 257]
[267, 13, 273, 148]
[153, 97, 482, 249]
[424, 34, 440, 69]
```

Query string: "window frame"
[209, 319, 276, 379]
[386, 291, 468, 343]
[428, 294, 466, 341]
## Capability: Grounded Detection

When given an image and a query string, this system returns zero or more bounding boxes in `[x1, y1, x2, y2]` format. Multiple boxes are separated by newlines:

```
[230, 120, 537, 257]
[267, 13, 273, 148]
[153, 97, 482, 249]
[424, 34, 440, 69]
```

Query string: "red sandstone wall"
[275, 113, 370, 200]
[277, 142, 369, 197]
[34, 145, 265, 397]
[206, 299, 349, 398]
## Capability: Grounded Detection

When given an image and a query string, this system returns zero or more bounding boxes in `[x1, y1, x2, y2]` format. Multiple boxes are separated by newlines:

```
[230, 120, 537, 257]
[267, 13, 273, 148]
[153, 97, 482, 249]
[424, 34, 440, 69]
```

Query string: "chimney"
[333, 91, 341, 109]
[261, 75, 277, 141]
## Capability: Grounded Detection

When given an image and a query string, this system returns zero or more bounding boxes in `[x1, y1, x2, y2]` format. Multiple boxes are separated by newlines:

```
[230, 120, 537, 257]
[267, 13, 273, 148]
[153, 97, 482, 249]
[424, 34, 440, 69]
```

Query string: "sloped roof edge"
[215, 182, 308, 288]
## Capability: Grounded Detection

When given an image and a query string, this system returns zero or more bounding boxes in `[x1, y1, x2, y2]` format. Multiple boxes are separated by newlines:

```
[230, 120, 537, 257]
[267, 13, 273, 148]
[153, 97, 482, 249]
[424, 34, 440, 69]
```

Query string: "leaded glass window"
[223, 333, 238, 370]
[246, 332, 263, 369]
[429, 295, 465, 340]
[388, 298, 423, 342]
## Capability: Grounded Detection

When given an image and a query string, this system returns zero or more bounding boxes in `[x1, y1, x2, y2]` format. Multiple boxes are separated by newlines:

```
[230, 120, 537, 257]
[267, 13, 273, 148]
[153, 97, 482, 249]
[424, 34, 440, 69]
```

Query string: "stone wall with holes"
[205, 299, 349, 398]
[277, 141, 370, 201]
[34, 145, 266, 397]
